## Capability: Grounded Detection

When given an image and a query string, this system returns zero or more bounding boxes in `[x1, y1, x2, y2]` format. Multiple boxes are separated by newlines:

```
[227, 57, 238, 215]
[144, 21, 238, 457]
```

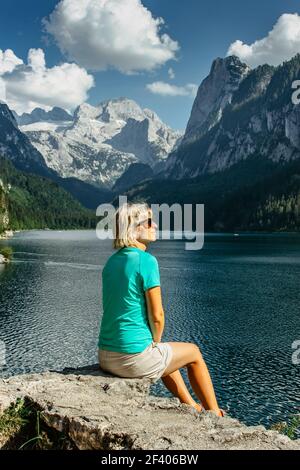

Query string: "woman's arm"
[145, 286, 165, 342]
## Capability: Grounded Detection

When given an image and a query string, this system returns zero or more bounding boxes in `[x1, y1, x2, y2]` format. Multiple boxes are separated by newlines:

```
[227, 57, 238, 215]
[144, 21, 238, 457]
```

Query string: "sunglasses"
[138, 217, 153, 228]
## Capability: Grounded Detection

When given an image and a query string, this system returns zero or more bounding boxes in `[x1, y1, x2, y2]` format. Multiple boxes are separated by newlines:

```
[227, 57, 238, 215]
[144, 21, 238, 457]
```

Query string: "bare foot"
[191, 403, 204, 413]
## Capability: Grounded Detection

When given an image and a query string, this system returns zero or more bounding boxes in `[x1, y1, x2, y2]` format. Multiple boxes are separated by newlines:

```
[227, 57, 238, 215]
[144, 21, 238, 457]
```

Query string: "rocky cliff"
[183, 56, 250, 145]
[165, 54, 300, 179]
[0, 102, 52, 178]
[0, 366, 299, 450]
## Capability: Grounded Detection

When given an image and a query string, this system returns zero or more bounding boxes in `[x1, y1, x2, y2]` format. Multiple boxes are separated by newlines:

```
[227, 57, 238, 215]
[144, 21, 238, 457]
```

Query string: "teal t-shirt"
[98, 246, 161, 353]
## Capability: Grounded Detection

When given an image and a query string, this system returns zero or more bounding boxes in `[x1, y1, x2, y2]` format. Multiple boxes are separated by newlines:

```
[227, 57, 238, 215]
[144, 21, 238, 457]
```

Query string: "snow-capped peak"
[96, 97, 145, 123]
[20, 98, 183, 189]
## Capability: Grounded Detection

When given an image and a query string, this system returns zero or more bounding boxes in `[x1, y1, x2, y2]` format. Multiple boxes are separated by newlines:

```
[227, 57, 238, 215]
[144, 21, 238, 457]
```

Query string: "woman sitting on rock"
[98, 202, 224, 417]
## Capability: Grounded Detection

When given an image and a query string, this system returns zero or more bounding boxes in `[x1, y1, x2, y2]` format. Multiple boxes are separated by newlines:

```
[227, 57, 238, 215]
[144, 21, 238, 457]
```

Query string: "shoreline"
[0, 228, 299, 246]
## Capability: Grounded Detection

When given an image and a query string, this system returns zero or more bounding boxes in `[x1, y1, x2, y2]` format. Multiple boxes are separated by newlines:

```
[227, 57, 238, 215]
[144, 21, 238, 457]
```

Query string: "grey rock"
[0, 365, 299, 450]
[183, 56, 250, 145]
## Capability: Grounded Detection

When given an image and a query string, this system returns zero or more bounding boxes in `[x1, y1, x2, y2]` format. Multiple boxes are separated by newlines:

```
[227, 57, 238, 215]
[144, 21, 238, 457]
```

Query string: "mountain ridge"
[16, 97, 182, 189]
[164, 54, 300, 179]
[0, 157, 96, 233]
[117, 154, 300, 232]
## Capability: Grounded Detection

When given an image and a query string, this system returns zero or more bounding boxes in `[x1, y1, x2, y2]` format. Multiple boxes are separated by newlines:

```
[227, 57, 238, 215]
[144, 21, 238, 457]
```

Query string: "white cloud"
[43, 0, 179, 73]
[168, 67, 175, 79]
[0, 48, 94, 114]
[0, 80, 5, 102]
[146, 81, 198, 97]
[0, 49, 23, 74]
[227, 13, 300, 68]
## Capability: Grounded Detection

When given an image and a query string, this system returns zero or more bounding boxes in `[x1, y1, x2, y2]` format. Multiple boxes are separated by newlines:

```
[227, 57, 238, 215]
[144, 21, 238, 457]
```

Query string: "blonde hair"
[113, 201, 151, 249]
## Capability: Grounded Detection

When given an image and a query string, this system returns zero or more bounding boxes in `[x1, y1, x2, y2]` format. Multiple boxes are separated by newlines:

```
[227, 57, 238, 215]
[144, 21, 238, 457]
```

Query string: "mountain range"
[1, 53, 300, 232]
[0, 101, 113, 209]
[116, 54, 300, 231]
[164, 54, 300, 179]
[16, 98, 182, 189]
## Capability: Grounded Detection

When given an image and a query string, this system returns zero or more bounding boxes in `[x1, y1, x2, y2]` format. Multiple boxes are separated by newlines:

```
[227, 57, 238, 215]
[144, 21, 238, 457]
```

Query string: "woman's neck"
[129, 240, 147, 251]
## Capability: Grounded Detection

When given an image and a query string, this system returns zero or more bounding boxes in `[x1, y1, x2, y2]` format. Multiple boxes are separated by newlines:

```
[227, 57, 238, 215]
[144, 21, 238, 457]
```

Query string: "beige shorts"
[98, 341, 173, 382]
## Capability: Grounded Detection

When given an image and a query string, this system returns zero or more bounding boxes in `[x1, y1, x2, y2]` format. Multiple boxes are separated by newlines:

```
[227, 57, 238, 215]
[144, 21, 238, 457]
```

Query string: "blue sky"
[1, 0, 300, 130]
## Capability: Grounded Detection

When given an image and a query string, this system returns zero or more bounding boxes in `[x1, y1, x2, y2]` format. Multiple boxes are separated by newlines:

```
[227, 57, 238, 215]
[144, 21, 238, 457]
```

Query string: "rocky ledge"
[0, 365, 299, 450]
[0, 254, 7, 264]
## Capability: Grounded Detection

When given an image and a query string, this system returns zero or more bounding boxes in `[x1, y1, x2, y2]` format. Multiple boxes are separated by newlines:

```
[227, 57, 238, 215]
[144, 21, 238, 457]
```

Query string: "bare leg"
[161, 369, 203, 412]
[162, 342, 223, 417]
[186, 354, 219, 411]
